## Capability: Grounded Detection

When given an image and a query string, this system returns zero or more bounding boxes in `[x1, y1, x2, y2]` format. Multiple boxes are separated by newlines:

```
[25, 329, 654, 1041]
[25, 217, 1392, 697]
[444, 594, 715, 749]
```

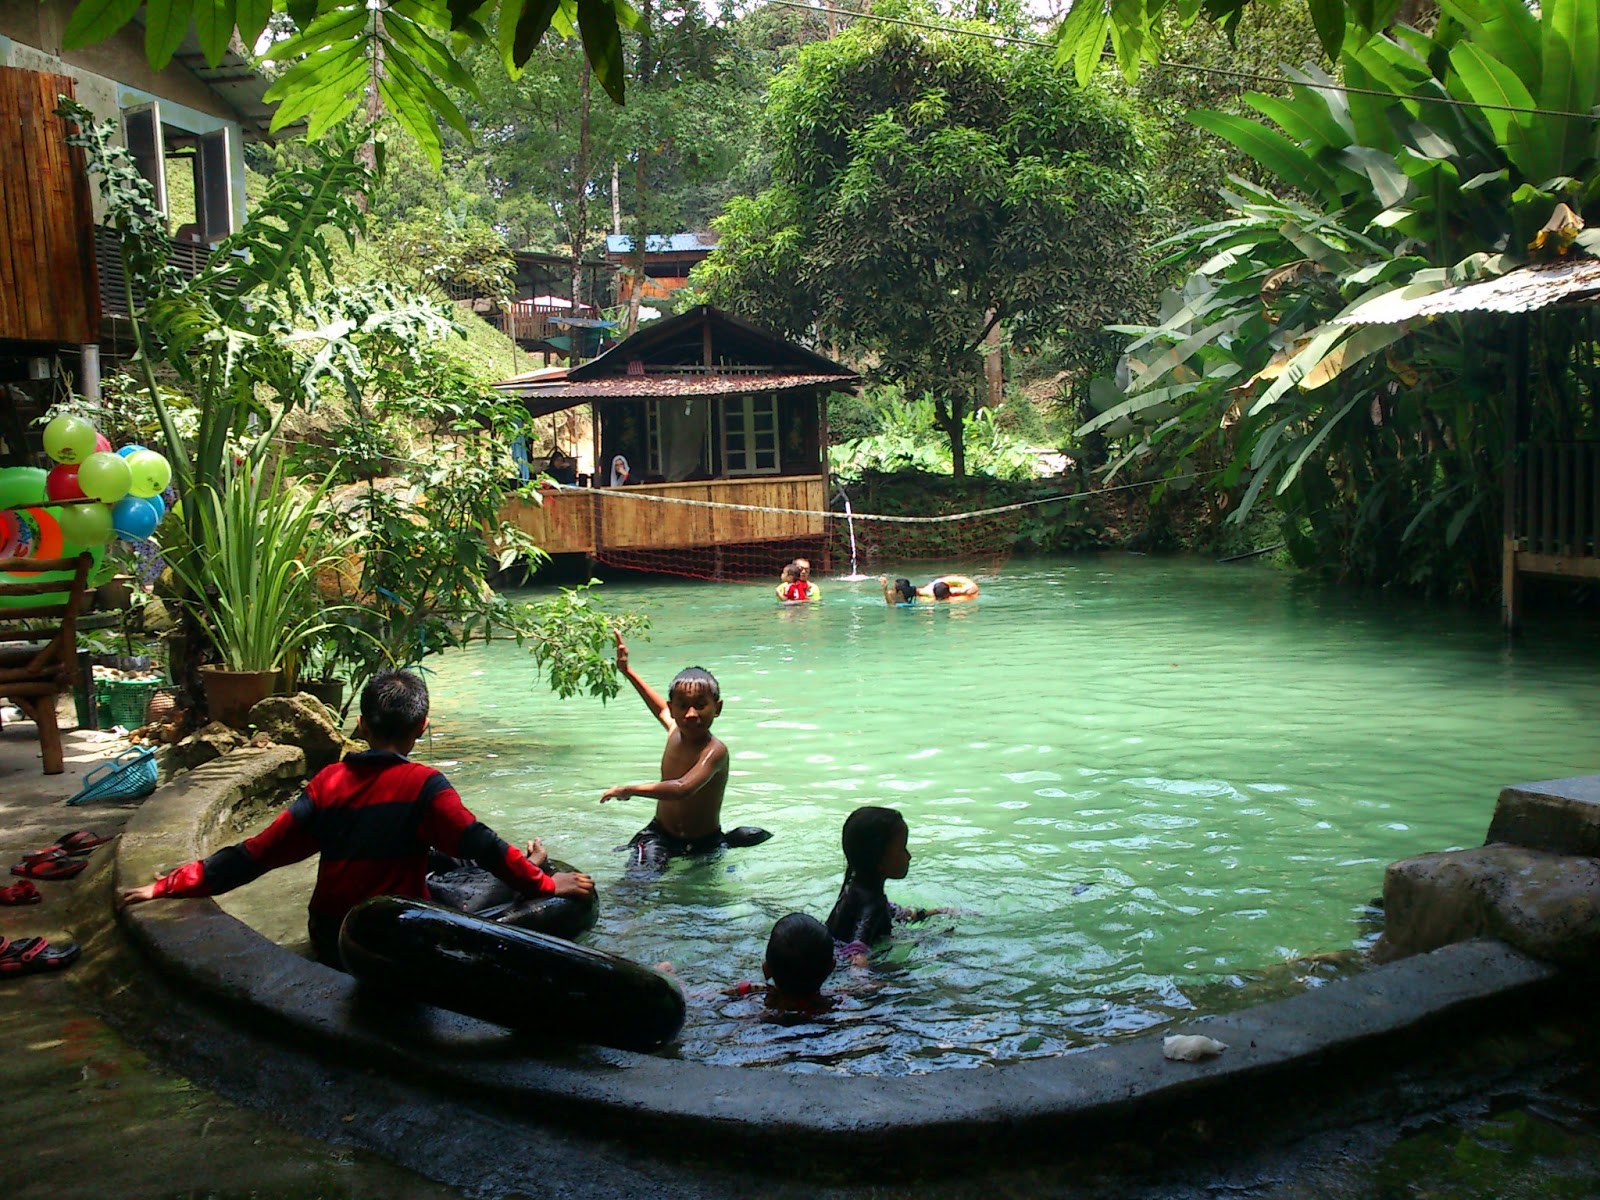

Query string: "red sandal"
[0, 880, 41, 906]
[9, 852, 86, 882]
[22, 831, 114, 863]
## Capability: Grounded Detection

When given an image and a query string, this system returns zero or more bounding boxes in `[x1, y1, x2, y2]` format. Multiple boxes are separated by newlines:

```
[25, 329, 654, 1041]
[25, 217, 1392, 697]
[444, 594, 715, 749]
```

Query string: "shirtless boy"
[603, 631, 770, 868]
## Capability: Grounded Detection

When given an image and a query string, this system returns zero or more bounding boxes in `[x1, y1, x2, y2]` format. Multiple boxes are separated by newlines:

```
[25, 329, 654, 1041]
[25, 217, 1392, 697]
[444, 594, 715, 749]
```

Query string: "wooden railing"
[502, 475, 827, 557]
[1515, 442, 1599, 562]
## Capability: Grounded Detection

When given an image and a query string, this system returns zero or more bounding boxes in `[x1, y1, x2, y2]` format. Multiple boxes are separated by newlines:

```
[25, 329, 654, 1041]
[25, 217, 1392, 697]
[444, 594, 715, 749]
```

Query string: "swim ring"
[338, 896, 686, 1052]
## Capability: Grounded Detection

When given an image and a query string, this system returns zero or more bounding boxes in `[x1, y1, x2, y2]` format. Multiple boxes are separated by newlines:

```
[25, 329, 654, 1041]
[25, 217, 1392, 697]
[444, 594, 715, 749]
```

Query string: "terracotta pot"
[199, 666, 279, 728]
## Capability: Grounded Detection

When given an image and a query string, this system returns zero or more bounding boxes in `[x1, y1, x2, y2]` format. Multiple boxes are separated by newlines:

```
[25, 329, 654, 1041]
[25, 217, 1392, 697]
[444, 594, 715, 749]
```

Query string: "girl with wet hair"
[826, 806, 947, 962]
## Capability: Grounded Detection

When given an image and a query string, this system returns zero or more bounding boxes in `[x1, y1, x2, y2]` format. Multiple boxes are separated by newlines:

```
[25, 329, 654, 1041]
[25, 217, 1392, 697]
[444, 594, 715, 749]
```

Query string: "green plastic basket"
[102, 679, 166, 728]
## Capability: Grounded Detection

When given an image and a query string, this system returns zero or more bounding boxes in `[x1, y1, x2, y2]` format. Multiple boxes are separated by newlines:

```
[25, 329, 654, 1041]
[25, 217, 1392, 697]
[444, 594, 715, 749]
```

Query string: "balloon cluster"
[0, 415, 174, 563]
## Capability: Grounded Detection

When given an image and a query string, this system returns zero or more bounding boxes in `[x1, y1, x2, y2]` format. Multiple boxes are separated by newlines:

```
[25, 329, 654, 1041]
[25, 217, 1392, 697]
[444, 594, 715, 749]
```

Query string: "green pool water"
[234, 554, 1600, 1074]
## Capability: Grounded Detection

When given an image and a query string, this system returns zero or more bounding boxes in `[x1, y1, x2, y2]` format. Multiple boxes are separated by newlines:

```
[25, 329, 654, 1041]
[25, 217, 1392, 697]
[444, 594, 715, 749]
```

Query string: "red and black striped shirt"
[151, 750, 554, 927]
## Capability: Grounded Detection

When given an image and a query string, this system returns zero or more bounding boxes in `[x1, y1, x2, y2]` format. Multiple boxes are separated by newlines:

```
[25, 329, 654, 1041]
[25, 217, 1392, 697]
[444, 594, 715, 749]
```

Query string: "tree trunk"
[626, 0, 654, 339]
[611, 160, 622, 235]
[571, 61, 592, 308]
[935, 394, 966, 480]
[981, 310, 1003, 409]
[356, 14, 384, 214]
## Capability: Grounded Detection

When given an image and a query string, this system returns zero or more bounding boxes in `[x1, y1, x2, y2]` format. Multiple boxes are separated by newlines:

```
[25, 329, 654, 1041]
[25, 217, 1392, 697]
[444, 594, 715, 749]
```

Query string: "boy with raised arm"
[123, 670, 594, 966]
[603, 630, 770, 869]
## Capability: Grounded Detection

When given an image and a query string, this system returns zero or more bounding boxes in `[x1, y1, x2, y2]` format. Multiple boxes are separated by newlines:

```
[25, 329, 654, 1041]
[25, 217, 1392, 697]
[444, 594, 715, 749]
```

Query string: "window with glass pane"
[722, 394, 780, 475]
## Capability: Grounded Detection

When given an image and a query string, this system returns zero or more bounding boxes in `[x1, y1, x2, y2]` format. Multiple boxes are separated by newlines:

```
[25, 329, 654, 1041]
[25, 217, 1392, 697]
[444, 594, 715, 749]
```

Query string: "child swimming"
[726, 912, 836, 1012]
[603, 630, 771, 869]
[826, 806, 948, 964]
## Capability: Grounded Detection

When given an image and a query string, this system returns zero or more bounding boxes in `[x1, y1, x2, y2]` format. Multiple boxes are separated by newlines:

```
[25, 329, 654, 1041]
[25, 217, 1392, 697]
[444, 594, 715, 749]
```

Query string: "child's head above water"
[841, 805, 910, 885]
[359, 669, 430, 746]
[763, 912, 834, 998]
[891, 578, 916, 604]
[931, 581, 952, 600]
[780, 563, 798, 583]
[667, 666, 723, 737]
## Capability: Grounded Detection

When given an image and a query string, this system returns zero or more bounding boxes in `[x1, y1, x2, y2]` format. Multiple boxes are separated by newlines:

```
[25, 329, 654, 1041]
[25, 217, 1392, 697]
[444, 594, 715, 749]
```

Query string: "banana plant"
[1083, 0, 1600, 596]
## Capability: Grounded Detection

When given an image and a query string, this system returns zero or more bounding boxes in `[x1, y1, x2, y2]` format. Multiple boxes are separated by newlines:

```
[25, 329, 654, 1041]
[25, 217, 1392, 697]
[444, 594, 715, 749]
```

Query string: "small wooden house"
[606, 233, 717, 304]
[496, 305, 857, 577]
[2, 0, 280, 447]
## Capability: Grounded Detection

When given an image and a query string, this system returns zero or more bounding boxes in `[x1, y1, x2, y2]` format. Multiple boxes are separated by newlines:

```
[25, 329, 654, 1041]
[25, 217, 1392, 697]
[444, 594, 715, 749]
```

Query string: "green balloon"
[125, 449, 173, 499]
[56, 502, 114, 546]
[0, 466, 48, 510]
[77, 451, 132, 503]
[43, 415, 98, 464]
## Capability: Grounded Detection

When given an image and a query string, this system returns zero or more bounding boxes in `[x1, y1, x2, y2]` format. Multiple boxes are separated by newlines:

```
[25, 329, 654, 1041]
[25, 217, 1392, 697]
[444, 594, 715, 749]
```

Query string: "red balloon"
[93, 433, 113, 454]
[45, 464, 86, 502]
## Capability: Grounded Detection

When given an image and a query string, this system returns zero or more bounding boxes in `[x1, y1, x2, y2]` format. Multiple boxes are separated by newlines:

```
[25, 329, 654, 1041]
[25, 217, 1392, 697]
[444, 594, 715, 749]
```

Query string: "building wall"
[0, 0, 247, 230]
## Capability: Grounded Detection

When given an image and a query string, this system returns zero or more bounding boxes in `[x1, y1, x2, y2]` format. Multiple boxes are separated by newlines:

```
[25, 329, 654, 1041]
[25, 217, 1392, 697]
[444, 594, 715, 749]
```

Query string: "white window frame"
[720, 393, 780, 476]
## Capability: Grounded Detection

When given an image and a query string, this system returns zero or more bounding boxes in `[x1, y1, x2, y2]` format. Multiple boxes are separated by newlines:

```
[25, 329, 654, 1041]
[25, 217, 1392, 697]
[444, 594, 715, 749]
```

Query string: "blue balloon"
[145, 492, 167, 522]
[117, 443, 149, 459]
[111, 495, 160, 540]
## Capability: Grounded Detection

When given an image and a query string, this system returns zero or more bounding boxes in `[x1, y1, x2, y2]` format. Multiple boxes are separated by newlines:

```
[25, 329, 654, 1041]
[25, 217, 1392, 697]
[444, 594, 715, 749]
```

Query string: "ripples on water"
[232, 556, 1600, 1075]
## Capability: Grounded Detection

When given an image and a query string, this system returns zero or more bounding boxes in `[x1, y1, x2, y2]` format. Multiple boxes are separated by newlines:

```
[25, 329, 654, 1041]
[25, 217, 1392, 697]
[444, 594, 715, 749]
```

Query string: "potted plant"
[164, 463, 362, 727]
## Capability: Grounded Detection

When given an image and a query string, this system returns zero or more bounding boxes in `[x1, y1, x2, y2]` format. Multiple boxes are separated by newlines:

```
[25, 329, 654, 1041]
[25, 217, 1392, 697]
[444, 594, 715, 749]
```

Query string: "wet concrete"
[0, 716, 457, 1200]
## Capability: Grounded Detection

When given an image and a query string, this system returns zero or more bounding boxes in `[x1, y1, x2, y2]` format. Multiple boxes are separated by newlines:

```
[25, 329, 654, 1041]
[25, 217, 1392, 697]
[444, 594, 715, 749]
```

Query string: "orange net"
[578, 489, 1021, 583]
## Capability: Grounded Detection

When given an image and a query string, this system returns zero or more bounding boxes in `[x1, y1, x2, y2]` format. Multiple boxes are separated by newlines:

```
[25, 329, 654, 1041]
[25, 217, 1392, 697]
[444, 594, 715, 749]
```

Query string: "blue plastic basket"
[67, 745, 159, 806]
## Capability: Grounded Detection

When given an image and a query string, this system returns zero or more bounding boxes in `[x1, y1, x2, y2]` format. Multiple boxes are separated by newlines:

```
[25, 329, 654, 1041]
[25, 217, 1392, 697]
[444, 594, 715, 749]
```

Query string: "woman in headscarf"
[609, 455, 631, 487]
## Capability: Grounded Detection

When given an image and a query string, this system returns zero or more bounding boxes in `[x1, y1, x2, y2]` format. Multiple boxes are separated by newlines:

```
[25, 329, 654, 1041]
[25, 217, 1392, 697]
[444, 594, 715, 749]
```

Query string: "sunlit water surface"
[225, 555, 1600, 1075]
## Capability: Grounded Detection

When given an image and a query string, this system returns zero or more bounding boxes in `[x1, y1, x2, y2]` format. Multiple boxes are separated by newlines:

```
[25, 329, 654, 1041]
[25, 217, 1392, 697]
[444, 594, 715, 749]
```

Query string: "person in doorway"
[609, 455, 631, 487]
[603, 631, 771, 870]
[120, 670, 593, 966]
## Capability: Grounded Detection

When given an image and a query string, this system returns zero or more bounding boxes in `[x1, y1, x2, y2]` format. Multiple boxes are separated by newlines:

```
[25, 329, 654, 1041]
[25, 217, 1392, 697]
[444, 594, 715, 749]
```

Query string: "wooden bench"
[0, 553, 92, 774]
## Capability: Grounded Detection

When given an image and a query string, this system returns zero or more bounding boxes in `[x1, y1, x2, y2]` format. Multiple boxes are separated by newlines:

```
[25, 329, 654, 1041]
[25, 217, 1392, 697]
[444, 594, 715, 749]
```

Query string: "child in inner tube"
[827, 806, 951, 966]
[879, 574, 980, 605]
[121, 670, 594, 966]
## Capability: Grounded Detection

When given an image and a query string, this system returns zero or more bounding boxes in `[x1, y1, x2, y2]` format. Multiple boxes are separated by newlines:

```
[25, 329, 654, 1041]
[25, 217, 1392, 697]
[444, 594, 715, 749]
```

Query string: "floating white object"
[1163, 1034, 1228, 1061]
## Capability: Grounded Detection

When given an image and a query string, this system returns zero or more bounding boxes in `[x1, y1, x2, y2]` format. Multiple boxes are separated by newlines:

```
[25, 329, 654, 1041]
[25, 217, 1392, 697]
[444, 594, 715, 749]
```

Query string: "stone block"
[1486, 775, 1600, 857]
[1375, 844, 1600, 968]
[247, 692, 354, 773]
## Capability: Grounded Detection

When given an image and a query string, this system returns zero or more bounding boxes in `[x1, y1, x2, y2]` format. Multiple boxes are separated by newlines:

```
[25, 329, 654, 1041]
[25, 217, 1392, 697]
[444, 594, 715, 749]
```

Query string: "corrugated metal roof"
[495, 371, 855, 407]
[606, 233, 719, 255]
[1334, 258, 1600, 326]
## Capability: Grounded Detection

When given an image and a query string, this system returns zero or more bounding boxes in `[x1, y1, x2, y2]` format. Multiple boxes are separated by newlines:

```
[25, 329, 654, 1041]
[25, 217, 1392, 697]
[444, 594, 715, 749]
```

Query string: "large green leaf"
[1189, 111, 1340, 204]
[193, 0, 237, 65]
[1276, 395, 1362, 493]
[1440, 0, 1542, 95]
[235, 0, 272, 53]
[575, 0, 624, 103]
[384, 11, 479, 96]
[61, 0, 144, 50]
[1306, 0, 1344, 61]
[1448, 41, 1550, 181]
[1244, 93, 1351, 153]
[1055, 0, 1110, 88]
[1539, 0, 1599, 176]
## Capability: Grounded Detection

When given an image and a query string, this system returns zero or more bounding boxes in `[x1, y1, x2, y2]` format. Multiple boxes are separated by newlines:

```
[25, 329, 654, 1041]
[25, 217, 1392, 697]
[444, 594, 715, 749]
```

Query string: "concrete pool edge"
[115, 747, 1571, 1167]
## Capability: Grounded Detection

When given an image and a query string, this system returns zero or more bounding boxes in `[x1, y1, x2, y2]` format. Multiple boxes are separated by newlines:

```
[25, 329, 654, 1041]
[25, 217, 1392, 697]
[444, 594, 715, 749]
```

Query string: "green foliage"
[1086, 0, 1600, 598]
[162, 464, 362, 673]
[61, 0, 639, 169]
[829, 386, 1041, 482]
[1055, 0, 1392, 85]
[285, 335, 644, 703]
[698, 15, 1148, 477]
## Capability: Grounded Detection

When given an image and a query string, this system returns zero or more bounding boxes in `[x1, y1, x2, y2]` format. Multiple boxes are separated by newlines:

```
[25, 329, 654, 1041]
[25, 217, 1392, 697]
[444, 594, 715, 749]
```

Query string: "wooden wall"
[502, 475, 827, 556]
[0, 67, 98, 344]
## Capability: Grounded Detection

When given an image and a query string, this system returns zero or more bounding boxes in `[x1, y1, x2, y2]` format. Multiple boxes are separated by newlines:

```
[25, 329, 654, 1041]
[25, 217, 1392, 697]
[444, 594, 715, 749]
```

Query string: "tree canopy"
[697, 17, 1148, 475]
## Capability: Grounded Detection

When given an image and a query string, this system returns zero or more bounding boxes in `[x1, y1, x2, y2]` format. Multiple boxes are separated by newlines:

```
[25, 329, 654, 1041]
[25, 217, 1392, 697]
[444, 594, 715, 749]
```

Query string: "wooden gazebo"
[495, 305, 858, 577]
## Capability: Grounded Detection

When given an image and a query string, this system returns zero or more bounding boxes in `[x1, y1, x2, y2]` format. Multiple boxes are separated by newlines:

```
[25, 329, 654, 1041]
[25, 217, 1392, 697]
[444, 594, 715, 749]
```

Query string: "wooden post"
[1501, 318, 1524, 632]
